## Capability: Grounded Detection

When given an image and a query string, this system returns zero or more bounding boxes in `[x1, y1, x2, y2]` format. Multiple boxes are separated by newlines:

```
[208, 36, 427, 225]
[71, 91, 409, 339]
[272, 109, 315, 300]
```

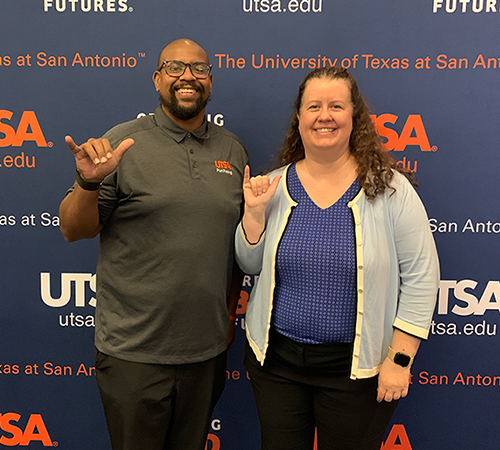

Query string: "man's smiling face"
[153, 40, 212, 124]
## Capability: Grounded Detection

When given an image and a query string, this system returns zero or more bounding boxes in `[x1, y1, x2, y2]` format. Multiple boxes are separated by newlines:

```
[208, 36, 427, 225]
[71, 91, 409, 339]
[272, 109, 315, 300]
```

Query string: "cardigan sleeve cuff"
[393, 318, 430, 340]
[239, 222, 266, 247]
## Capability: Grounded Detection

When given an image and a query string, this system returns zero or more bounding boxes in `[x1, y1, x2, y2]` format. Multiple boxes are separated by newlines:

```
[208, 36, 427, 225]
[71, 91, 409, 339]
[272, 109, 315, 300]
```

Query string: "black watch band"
[75, 169, 102, 191]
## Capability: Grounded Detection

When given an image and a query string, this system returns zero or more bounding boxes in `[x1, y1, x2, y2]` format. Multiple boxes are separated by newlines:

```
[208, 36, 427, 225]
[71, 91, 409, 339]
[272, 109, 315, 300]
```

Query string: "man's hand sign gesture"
[65, 136, 134, 183]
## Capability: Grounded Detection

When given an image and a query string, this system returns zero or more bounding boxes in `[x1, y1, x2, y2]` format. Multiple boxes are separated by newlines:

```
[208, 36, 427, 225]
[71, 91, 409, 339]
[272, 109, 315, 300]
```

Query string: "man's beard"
[160, 81, 210, 121]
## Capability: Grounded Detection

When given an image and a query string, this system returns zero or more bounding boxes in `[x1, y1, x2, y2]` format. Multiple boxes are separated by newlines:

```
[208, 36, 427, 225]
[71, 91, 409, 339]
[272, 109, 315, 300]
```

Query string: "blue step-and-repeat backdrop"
[1, 1, 499, 449]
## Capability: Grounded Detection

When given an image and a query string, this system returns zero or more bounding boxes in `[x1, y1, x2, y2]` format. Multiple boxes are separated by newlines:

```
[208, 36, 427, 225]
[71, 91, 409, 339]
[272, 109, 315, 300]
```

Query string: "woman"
[235, 67, 439, 450]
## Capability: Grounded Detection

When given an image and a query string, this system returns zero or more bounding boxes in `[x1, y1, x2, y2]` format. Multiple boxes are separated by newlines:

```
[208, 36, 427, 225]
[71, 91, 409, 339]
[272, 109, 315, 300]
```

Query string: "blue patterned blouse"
[272, 163, 361, 344]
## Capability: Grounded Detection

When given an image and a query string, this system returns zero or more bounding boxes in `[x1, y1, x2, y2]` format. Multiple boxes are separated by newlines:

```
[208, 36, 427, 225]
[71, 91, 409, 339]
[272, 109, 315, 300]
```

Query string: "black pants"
[95, 348, 226, 450]
[245, 329, 398, 450]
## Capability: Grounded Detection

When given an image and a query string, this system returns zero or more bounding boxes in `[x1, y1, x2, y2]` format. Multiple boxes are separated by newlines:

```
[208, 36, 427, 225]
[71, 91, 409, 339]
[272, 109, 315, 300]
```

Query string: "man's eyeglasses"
[158, 60, 212, 79]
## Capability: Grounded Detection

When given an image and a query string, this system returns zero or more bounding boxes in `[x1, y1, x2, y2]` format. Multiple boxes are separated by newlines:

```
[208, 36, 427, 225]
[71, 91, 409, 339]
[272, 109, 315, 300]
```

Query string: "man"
[59, 38, 247, 450]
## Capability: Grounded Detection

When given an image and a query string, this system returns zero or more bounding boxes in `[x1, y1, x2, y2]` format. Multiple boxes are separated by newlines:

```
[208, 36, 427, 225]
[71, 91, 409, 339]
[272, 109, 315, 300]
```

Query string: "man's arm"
[59, 136, 134, 242]
[60, 186, 103, 242]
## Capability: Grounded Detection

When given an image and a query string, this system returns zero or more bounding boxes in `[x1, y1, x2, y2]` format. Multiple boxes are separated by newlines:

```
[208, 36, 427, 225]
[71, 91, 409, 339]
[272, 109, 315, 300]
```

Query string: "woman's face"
[297, 77, 353, 155]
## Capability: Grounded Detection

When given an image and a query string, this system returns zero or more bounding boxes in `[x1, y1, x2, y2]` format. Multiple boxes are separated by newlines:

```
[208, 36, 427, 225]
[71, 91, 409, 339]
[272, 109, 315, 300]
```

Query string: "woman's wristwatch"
[386, 346, 414, 368]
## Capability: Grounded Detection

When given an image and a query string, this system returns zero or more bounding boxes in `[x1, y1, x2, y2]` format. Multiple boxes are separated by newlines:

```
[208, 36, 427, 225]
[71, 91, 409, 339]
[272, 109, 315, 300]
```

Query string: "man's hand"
[65, 136, 134, 183]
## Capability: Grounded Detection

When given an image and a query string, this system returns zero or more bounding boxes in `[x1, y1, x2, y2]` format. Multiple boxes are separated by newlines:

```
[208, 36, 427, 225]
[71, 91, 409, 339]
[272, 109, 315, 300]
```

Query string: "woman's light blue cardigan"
[235, 164, 440, 380]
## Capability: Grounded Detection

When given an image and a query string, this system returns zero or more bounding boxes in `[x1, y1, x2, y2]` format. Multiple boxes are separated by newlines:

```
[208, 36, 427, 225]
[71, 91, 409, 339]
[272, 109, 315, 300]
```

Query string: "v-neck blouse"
[272, 163, 361, 344]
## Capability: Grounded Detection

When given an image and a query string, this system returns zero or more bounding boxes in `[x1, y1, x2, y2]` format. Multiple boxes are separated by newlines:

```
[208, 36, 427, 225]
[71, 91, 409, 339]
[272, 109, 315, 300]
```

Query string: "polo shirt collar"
[154, 105, 209, 143]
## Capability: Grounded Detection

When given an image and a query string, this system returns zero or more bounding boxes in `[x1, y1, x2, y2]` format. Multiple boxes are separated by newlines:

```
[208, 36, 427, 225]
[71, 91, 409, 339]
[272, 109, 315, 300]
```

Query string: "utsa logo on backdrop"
[371, 114, 433, 152]
[0, 110, 48, 147]
[41, 273, 97, 328]
[0, 110, 48, 169]
[437, 280, 500, 316]
[0, 413, 55, 447]
[371, 113, 434, 173]
[312, 424, 414, 450]
[431, 280, 499, 338]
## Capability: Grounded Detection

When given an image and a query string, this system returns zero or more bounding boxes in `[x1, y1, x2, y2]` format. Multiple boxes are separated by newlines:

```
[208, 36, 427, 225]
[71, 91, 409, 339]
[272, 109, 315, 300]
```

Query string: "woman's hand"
[377, 329, 420, 402]
[377, 358, 411, 402]
[243, 165, 281, 212]
[241, 165, 281, 244]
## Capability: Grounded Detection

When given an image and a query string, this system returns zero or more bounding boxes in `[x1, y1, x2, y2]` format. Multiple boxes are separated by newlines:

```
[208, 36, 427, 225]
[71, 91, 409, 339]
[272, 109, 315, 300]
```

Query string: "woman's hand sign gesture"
[241, 165, 281, 244]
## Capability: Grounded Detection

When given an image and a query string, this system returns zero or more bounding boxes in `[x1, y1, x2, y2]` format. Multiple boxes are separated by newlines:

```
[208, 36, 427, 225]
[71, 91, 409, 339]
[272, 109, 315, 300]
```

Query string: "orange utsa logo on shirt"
[214, 160, 232, 170]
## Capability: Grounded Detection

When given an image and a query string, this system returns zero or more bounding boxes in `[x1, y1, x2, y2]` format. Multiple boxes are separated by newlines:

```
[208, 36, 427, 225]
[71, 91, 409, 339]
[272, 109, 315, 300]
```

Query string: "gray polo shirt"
[94, 106, 248, 364]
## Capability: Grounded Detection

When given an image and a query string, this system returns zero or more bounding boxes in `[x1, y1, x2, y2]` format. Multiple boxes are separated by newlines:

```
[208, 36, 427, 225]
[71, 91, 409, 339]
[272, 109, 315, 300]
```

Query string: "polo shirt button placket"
[185, 134, 200, 179]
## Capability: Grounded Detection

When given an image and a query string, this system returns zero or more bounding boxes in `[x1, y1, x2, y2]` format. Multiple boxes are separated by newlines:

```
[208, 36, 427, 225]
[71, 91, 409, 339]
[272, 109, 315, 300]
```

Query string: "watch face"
[394, 352, 411, 367]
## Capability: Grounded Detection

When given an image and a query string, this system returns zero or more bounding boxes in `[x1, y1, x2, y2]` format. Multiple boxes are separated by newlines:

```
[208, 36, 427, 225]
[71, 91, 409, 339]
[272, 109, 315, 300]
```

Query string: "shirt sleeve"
[97, 171, 119, 226]
[96, 128, 124, 226]
[234, 222, 266, 275]
[390, 175, 440, 339]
